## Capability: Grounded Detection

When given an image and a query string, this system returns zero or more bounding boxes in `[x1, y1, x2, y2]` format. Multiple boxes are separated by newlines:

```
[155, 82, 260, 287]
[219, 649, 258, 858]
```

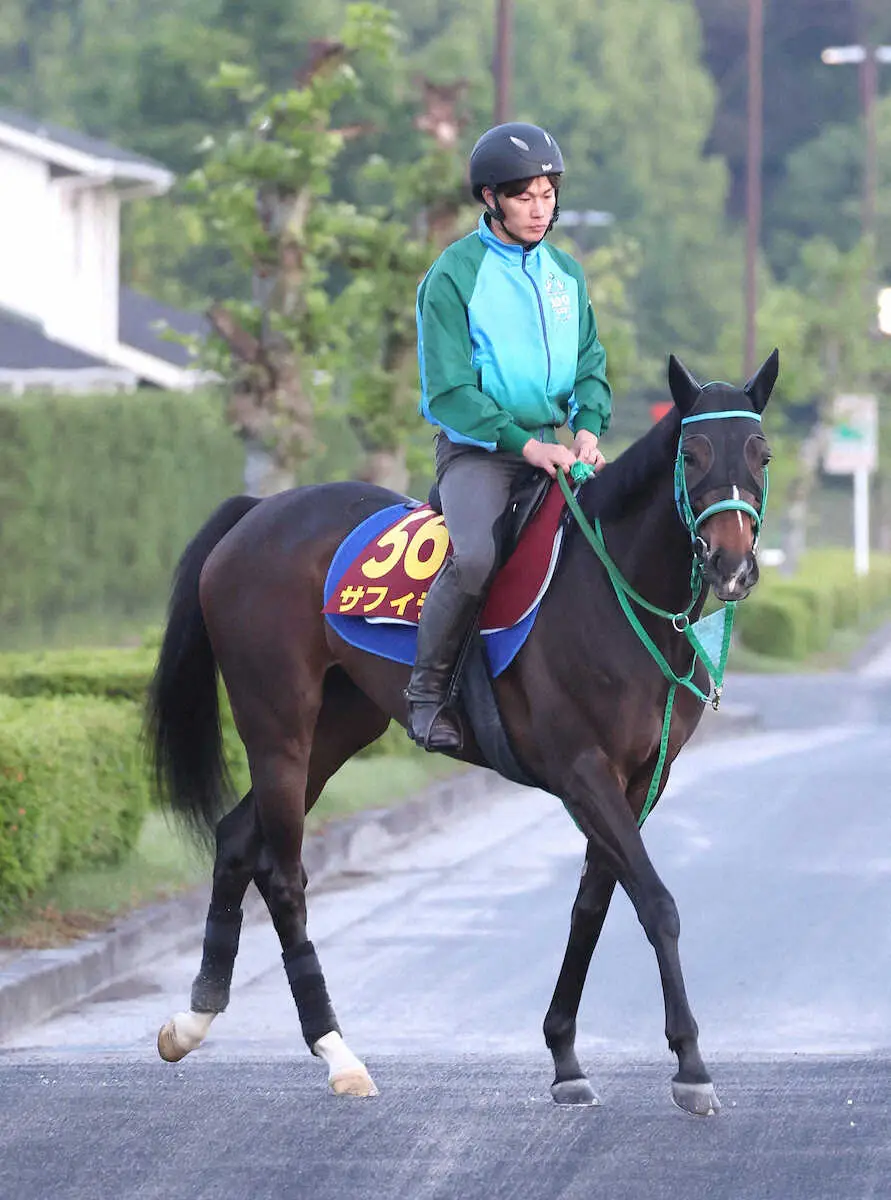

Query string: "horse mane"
[580, 408, 681, 521]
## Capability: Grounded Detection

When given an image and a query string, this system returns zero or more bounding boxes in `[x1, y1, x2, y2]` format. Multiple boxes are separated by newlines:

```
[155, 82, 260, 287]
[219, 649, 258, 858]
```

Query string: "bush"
[0, 696, 151, 910]
[0, 647, 156, 702]
[768, 582, 833, 653]
[736, 593, 811, 660]
[798, 549, 891, 628]
[737, 549, 891, 658]
[0, 390, 244, 637]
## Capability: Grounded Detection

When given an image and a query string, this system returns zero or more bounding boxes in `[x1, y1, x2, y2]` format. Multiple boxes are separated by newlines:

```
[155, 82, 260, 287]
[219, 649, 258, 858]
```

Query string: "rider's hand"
[521, 438, 578, 478]
[572, 430, 606, 471]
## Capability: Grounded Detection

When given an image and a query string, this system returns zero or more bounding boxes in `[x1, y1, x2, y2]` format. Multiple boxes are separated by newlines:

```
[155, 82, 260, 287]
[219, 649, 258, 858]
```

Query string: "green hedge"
[737, 549, 891, 659]
[0, 390, 243, 634]
[0, 645, 404, 770]
[735, 592, 812, 661]
[0, 646, 156, 702]
[0, 696, 151, 910]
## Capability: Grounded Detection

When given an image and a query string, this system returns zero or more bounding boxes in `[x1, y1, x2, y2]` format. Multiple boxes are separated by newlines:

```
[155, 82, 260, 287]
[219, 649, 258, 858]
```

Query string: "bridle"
[673, 404, 768, 559]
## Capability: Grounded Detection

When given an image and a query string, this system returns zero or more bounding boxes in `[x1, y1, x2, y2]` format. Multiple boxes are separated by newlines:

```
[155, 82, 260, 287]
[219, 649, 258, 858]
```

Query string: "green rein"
[557, 412, 766, 826]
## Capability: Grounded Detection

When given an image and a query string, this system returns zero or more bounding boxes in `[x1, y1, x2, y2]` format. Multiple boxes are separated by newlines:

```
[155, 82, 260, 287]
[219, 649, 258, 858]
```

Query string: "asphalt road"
[2, 665, 890, 1198]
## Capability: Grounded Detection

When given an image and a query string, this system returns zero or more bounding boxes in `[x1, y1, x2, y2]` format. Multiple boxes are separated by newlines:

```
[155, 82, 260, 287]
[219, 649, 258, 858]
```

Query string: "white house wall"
[0, 147, 120, 355]
[46, 183, 120, 354]
[0, 146, 49, 323]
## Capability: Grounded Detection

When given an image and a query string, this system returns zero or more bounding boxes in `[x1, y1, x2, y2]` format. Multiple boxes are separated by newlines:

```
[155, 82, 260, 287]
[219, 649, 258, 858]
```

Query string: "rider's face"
[485, 176, 557, 245]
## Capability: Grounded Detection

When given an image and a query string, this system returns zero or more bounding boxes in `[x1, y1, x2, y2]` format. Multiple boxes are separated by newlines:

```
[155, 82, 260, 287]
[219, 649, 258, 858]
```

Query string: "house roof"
[119, 288, 209, 368]
[0, 290, 211, 389]
[0, 108, 174, 192]
[0, 308, 137, 390]
[0, 309, 108, 370]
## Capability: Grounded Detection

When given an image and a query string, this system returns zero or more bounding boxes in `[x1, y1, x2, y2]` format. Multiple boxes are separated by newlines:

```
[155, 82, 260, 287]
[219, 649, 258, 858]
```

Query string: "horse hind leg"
[252, 668, 390, 1097]
[158, 790, 262, 1062]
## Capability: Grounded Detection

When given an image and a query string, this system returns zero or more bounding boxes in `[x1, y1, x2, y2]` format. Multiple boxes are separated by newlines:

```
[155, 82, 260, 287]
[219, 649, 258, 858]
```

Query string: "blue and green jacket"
[416, 214, 612, 455]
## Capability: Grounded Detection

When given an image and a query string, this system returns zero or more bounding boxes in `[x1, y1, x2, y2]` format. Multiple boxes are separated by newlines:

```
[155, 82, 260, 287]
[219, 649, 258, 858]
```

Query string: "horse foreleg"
[560, 752, 719, 1116]
[158, 791, 261, 1062]
[542, 846, 616, 1106]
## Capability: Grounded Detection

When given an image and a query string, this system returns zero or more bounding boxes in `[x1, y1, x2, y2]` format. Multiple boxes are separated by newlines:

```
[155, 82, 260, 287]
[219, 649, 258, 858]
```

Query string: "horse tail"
[147, 495, 261, 839]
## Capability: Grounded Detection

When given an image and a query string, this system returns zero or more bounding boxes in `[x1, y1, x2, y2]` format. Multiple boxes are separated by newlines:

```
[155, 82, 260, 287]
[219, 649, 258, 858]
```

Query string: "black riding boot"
[405, 559, 480, 752]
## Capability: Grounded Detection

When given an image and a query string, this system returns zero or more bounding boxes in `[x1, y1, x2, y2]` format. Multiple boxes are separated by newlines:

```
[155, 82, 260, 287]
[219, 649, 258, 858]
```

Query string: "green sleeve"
[549, 253, 612, 438]
[420, 263, 532, 454]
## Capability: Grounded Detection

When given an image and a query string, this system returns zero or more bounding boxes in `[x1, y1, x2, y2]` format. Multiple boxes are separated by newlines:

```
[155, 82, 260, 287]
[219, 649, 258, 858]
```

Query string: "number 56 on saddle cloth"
[322, 483, 568, 677]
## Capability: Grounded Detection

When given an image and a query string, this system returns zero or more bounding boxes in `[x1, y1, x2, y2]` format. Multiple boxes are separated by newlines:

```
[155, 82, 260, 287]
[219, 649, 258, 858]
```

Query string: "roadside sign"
[823, 393, 878, 475]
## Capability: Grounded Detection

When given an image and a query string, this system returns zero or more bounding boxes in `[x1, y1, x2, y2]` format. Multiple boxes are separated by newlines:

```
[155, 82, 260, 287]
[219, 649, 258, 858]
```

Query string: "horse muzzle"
[700, 545, 759, 601]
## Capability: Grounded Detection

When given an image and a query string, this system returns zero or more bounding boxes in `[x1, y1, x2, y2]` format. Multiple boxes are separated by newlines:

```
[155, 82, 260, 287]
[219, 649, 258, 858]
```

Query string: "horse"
[149, 350, 776, 1113]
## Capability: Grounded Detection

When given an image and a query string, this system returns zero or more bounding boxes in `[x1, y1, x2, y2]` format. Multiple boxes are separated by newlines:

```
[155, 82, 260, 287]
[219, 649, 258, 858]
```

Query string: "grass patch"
[0, 750, 461, 949]
[306, 753, 459, 829]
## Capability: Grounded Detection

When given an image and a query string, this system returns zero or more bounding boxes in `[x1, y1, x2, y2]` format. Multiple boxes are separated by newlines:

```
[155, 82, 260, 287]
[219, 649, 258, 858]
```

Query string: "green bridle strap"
[557, 469, 709, 703]
[693, 498, 762, 532]
[557, 463, 738, 824]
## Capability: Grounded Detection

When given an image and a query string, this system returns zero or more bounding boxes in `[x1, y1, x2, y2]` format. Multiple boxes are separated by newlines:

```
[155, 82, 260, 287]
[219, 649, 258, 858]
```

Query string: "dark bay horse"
[149, 351, 776, 1112]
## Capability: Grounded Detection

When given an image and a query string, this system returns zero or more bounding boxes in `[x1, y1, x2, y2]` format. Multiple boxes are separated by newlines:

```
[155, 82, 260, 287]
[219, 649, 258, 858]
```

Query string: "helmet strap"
[484, 187, 560, 251]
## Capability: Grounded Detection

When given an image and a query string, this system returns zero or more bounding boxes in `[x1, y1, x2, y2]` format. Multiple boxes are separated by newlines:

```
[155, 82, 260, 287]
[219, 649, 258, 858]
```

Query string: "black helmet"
[469, 122, 564, 201]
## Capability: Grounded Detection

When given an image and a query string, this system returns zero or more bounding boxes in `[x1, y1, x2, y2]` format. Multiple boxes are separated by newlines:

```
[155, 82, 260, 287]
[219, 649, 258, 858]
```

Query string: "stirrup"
[406, 698, 463, 752]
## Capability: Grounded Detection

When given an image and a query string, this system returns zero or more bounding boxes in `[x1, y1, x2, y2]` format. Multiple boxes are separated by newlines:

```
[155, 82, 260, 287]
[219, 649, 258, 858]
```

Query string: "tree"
[751, 238, 889, 567]
[186, 3, 397, 494]
[329, 77, 473, 491]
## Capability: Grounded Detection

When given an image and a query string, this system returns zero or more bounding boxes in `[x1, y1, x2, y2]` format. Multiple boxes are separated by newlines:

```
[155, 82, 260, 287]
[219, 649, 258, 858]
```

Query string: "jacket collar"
[476, 213, 543, 263]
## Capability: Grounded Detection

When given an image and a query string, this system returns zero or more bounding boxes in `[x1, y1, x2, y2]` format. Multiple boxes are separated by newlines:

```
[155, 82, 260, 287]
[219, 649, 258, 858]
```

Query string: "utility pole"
[494, 0, 513, 125]
[744, 0, 764, 379]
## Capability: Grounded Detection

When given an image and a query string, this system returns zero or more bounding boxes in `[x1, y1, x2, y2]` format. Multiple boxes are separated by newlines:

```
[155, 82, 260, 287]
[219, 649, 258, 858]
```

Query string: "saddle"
[323, 470, 570, 789]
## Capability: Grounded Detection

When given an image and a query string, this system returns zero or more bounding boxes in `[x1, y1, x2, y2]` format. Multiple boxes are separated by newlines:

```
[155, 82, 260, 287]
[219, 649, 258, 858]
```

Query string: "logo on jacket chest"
[545, 273, 572, 323]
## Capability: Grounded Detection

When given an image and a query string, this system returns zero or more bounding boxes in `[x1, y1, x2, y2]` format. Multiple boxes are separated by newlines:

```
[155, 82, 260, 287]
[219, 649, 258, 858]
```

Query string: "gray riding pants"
[435, 432, 533, 597]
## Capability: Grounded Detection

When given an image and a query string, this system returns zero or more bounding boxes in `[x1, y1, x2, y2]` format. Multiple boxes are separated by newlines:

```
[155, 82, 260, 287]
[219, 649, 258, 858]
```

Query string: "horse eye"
[682, 450, 697, 466]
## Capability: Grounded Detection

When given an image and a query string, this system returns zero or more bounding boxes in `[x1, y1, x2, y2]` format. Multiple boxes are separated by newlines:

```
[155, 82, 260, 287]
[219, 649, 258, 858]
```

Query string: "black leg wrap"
[283, 941, 341, 1049]
[190, 908, 244, 1014]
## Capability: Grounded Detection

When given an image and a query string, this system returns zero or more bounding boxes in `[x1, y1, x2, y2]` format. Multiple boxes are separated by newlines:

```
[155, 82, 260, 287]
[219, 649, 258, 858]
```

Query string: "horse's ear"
[668, 354, 702, 417]
[744, 348, 779, 413]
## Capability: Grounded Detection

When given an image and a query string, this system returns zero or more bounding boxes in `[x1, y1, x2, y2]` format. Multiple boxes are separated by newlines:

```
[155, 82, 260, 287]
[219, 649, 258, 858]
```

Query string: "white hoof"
[330, 1068, 380, 1098]
[157, 1020, 188, 1063]
[313, 1031, 378, 1098]
[157, 1011, 215, 1062]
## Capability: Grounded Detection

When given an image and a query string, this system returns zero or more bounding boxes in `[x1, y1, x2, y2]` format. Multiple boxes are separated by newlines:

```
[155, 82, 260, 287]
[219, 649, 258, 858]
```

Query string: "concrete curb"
[0, 766, 507, 1043]
[0, 706, 760, 1044]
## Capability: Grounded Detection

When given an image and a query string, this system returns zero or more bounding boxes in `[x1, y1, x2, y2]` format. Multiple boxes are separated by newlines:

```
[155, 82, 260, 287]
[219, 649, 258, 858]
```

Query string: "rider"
[405, 121, 613, 752]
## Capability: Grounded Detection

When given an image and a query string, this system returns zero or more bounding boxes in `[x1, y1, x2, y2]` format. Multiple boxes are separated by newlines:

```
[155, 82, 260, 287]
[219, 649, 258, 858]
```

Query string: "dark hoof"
[551, 1078, 600, 1107]
[671, 1079, 721, 1116]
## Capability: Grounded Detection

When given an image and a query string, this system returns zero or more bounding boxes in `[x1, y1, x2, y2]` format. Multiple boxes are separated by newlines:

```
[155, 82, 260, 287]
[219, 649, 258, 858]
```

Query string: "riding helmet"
[469, 122, 564, 201]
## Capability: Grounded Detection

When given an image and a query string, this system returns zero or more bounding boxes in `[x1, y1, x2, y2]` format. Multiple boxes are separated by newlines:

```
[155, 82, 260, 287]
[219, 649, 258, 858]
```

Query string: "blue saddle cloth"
[323, 504, 539, 677]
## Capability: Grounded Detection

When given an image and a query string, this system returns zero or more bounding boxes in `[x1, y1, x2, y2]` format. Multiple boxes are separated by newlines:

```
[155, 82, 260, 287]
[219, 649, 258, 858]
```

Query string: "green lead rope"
[557, 464, 736, 825]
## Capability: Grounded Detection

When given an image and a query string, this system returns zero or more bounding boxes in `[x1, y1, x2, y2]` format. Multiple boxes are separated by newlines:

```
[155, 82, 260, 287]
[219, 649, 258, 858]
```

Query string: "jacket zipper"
[522, 248, 551, 390]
